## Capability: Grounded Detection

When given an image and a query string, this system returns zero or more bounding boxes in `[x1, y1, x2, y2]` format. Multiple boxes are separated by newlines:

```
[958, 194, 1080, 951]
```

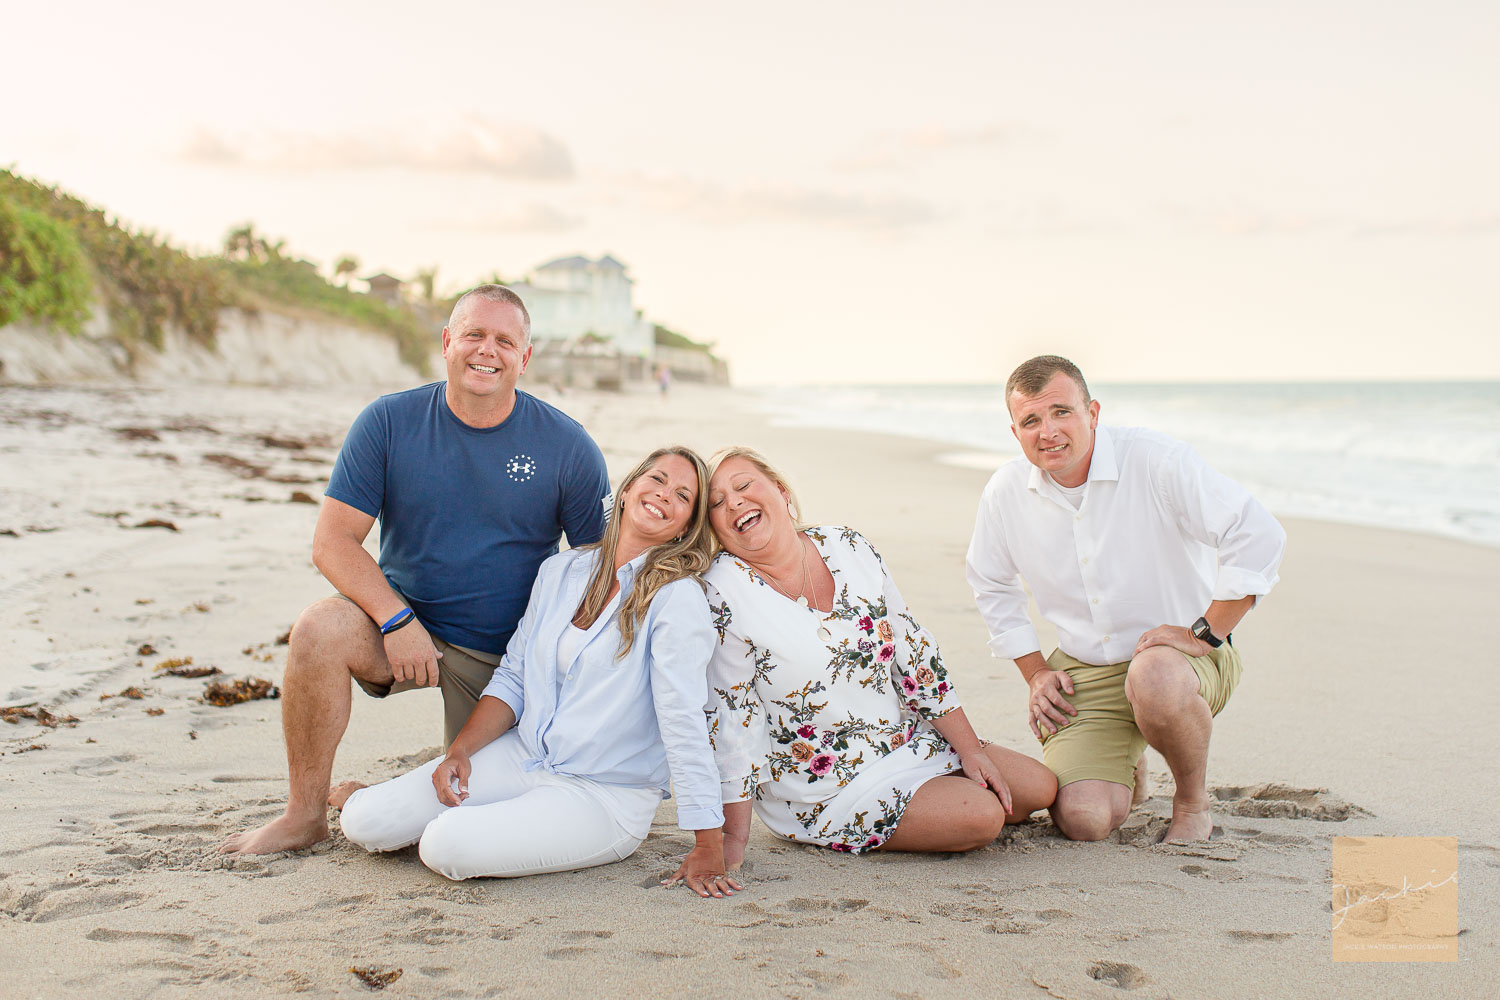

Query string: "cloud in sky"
[619, 174, 939, 230]
[835, 124, 1034, 171]
[176, 117, 575, 180]
[1355, 213, 1500, 238]
[1160, 203, 1500, 239]
[436, 202, 585, 234]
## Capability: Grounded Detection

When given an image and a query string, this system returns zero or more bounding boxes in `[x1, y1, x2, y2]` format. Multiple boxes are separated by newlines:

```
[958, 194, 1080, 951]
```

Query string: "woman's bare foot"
[1131, 755, 1151, 806]
[218, 811, 329, 855]
[328, 780, 367, 810]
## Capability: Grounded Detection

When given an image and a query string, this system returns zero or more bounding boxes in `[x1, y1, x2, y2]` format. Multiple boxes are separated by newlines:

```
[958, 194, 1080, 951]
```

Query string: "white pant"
[339, 730, 661, 881]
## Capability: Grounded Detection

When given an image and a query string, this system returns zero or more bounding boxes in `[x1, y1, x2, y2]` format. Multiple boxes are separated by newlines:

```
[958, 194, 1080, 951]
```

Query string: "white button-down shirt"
[481, 547, 724, 830]
[965, 425, 1286, 666]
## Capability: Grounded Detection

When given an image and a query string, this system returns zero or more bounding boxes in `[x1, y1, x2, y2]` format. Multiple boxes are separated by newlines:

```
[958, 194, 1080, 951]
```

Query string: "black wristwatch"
[1190, 617, 1223, 648]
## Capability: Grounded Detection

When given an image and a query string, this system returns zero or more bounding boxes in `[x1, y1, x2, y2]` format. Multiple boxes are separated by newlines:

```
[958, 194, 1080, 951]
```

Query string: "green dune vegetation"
[0, 169, 433, 373]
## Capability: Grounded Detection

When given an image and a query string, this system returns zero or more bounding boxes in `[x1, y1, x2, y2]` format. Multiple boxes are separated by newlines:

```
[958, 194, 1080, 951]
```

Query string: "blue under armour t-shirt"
[325, 383, 610, 655]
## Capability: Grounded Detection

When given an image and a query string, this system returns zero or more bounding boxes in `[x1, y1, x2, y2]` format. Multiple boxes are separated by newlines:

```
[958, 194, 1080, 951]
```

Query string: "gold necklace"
[757, 541, 812, 608]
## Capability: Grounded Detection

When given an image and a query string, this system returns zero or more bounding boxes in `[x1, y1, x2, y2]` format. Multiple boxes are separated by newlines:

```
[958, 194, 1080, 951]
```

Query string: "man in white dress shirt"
[965, 356, 1285, 842]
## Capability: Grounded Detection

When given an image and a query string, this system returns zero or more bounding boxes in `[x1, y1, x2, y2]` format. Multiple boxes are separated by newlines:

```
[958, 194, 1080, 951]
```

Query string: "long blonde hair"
[707, 446, 811, 555]
[575, 446, 714, 657]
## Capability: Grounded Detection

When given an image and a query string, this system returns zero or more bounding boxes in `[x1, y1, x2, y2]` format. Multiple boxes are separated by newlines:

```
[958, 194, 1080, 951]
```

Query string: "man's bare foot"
[218, 812, 329, 855]
[1131, 756, 1151, 807]
[1162, 799, 1214, 842]
[328, 780, 367, 810]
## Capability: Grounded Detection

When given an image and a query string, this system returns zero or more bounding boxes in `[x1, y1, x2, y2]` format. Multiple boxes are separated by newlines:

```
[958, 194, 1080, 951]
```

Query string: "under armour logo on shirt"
[507, 455, 537, 482]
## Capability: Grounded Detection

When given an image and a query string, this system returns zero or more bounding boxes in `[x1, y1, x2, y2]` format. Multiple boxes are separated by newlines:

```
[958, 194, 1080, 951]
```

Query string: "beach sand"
[1, 379, 1492, 998]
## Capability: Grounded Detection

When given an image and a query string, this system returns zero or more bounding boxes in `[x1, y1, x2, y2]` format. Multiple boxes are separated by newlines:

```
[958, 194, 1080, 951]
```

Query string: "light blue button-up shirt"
[480, 547, 724, 830]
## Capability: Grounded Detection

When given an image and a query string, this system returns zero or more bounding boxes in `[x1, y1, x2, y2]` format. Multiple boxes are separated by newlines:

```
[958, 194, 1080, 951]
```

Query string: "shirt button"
[1091, 598, 1099, 605]
[1081, 557, 1089, 565]
[1075, 515, 1083, 521]
[1102, 635, 1111, 642]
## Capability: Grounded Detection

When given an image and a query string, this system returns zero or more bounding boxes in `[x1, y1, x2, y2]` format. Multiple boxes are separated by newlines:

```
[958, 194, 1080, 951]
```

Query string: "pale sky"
[4, 1, 1497, 384]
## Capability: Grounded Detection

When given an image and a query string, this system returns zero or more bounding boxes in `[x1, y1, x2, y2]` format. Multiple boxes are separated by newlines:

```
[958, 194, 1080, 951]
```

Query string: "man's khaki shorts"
[1039, 642, 1242, 790]
[335, 595, 502, 746]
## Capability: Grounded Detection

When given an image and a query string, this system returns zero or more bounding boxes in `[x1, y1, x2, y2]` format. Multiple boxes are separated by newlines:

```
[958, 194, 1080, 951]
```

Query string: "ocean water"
[748, 382, 1500, 548]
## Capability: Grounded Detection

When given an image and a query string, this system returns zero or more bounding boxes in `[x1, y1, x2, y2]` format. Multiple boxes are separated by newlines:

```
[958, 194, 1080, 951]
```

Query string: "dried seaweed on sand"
[2, 705, 80, 728]
[349, 967, 402, 990]
[163, 665, 221, 678]
[101, 686, 146, 701]
[153, 656, 224, 679]
[202, 677, 279, 707]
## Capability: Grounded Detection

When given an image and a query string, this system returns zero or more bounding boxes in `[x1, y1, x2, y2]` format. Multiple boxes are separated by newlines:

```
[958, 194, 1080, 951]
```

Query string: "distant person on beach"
[220, 284, 611, 856]
[334, 447, 737, 897]
[656, 364, 672, 398]
[965, 355, 1285, 843]
[704, 448, 1056, 865]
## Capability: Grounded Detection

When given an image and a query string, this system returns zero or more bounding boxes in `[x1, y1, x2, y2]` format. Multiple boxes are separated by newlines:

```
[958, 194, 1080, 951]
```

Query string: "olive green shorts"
[334, 594, 501, 746]
[1039, 643, 1242, 790]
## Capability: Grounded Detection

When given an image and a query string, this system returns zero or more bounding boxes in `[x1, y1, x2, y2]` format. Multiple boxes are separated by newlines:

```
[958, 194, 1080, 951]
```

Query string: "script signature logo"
[1331, 869, 1458, 930]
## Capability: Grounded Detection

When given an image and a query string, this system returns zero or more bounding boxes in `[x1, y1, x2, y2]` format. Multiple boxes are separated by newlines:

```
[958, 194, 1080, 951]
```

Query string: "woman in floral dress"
[704, 448, 1056, 864]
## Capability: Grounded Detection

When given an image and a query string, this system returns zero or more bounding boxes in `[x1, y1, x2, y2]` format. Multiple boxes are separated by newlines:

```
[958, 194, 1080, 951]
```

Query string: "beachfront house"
[507, 255, 660, 387]
[507, 255, 655, 360]
[363, 273, 405, 306]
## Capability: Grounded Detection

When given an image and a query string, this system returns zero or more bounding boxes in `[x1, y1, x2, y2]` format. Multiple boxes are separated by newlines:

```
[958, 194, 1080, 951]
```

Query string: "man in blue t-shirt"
[221, 284, 610, 855]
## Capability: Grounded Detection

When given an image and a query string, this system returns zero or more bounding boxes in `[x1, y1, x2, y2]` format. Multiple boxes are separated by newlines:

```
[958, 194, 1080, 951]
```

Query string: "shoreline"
[1, 378, 1490, 997]
[744, 380, 1500, 552]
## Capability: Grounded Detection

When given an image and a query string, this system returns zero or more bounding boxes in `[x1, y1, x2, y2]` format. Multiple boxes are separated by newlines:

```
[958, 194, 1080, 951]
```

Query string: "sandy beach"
[1, 377, 1492, 998]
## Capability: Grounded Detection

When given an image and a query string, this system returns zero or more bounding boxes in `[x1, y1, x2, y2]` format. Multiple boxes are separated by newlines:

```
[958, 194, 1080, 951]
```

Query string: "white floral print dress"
[704, 526, 960, 853]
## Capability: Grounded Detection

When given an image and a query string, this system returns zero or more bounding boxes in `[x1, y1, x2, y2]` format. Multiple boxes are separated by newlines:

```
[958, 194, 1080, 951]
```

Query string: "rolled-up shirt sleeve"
[702, 584, 766, 804]
[646, 582, 725, 831]
[1157, 443, 1286, 602]
[965, 478, 1042, 659]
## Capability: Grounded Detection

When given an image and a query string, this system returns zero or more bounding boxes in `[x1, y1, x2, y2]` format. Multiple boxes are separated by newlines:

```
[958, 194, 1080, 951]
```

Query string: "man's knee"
[1125, 647, 1199, 713]
[288, 598, 376, 665]
[1051, 786, 1129, 842]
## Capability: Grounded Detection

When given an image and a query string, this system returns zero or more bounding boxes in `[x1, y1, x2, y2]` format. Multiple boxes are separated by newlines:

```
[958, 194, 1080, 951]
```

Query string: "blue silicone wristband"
[379, 608, 414, 634]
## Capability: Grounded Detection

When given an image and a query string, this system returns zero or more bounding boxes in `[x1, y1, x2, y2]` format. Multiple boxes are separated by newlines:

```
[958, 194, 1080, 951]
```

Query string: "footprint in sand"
[928, 900, 998, 922]
[990, 908, 1073, 935]
[69, 753, 138, 778]
[18, 887, 146, 923]
[85, 928, 195, 951]
[636, 948, 699, 961]
[1233, 829, 1312, 846]
[1210, 783, 1368, 821]
[1113, 814, 1170, 847]
[1088, 960, 1150, 989]
[786, 897, 869, 913]
[1226, 929, 1294, 943]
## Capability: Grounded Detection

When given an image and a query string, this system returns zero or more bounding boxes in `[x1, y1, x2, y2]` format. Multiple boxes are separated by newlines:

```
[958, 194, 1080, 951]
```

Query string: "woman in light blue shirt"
[339, 447, 738, 898]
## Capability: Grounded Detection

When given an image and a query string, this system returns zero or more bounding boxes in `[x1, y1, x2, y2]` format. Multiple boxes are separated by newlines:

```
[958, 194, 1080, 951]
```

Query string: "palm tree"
[223, 223, 258, 261]
[334, 256, 359, 287]
[414, 266, 438, 303]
